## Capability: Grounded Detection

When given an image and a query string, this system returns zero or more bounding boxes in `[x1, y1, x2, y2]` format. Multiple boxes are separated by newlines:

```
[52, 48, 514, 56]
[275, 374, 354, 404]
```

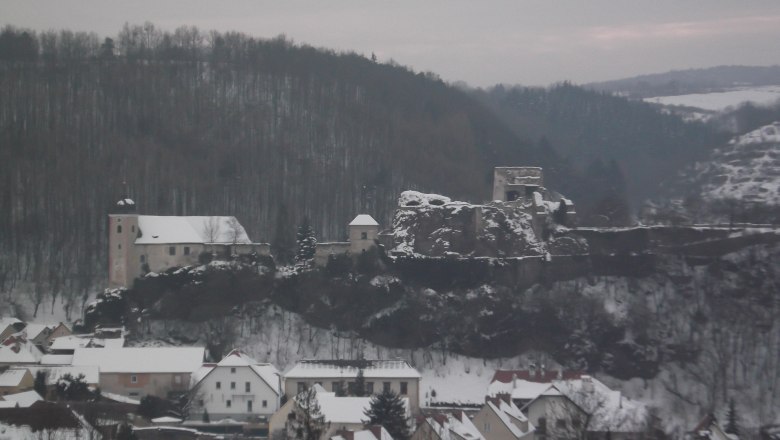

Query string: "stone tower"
[492, 167, 544, 202]
[108, 198, 140, 288]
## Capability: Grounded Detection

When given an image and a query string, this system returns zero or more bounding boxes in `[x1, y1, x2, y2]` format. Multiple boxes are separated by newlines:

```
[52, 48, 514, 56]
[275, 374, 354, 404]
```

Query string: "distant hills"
[586, 65, 780, 98]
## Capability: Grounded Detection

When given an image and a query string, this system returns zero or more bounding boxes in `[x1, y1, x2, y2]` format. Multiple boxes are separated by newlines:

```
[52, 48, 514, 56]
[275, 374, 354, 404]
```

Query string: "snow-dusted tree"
[295, 217, 317, 263]
[203, 216, 221, 243]
[226, 217, 243, 245]
[363, 389, 410, 440]
[724, 398, 740, 437]
[353, 368, 367, 397]
[286, 387, 328, 440]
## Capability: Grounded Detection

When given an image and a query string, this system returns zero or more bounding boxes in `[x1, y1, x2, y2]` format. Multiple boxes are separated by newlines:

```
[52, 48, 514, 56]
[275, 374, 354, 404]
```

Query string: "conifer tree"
[34, 370, 47, 398]
[353, 368, 366, 397]
[724, 398, 740, 437]
[363, 389, 410, 440]
[295, 217, 317, 263]
[202, 408, 210, 423]
[287, 387, 328, 440]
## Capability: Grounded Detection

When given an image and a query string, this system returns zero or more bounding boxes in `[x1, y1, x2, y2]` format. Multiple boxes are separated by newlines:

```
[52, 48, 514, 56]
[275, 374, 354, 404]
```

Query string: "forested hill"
[0, 24, 559, 293]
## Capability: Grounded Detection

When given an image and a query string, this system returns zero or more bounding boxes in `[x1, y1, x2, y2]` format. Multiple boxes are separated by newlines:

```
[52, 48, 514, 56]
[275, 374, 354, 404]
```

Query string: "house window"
[537, 418, 547, 434]
[297, 382, 306, 394]
[118, 244, 122, 249]
[216, 381, 221, 389]
[129, 392, 139, 397]
[130, 375, 138, 384]
[366, 382, 374, 394]
[184, 246, 191, 255]
[383, 382, 391, 393]
[262, 400, 268, 408]
[484, 423, 491, 433]
[245, 382, 251, 392]
[230, 382, 236, 390]
[140, 255, 146, 263]
[117, 225, 122, 233]
[231, 368, 236, 373]
[332, 382, 342, 394]
[347, 382, 356, 395]
[248, 400, 253, 412]
[361, 232, 368, 240]
[226, 400, 231, 408]
[131, 225, 135, 233]
[169, 246, 176, 256]
[400, 382, 408, 395]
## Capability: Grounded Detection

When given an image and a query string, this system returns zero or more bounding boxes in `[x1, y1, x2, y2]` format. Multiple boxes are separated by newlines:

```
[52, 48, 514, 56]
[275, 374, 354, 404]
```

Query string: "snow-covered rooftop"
[40, 354, 74, 365]
[0, 340, 42, 364]
[26, 365, 99, 385]
[0, 318, 22, 331]
[193, 350, 282, 394]
[0, 369, 29, 387]
[486, 398, 534, 439]
[21, 323, 53, 340]
[310, 385, 409, 424]
[72, 347, 205, 373]
[135, 215, 252, 245]
[285, 359, 421, 379]
[349, 215, 379, 227]
[331, 426, 393, 440]
[425, 412, 486, 440]
[1, 390, 42, 408]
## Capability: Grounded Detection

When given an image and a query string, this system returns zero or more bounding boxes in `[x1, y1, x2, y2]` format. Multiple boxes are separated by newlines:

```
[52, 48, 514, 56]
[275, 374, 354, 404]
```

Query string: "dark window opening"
[245, 382, 250, 392]
[184, 246, 191, 255]
[361, 232, 368, 240]
[525, 186, 536, 197]
[366, 382, 374, 394]
[140, 255, 145, 263]
[169, 246, 176, 256]
[429, 199, 445, 206]
[117, 225, 122, 233]
[247, 400, 252, 412]
[506, 191, 520, 201]
[297, 382, 306, 394]
[383, 382, 391, 393]
[230, 382, 236, 390]
[216, 381, 221, 389]
[400, 382, 408, 395]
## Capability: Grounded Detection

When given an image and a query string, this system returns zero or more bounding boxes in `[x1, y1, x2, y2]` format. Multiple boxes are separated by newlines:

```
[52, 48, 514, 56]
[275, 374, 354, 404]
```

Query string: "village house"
[270, 384, 410, 440]
[522, 375, 648, 440]
[314, 214, 381, 266]
[0, 369, 34, 396]
[189, 349, 282, 422]
[0, 335, 43, 366]
[412, 411, 485, 440]
[108, 198, 269, 287]
[71, 347, 205, 398]
[284, 359, 422, 411]
[471, 395, 534, 440]
[23, 322, 72, 351]
[488, 369, 583, 409]
[0, 318, 24, 343]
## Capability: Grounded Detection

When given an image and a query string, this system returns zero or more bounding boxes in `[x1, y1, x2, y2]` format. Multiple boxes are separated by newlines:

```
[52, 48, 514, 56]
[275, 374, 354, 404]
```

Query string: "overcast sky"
[3, 1, 780, 87]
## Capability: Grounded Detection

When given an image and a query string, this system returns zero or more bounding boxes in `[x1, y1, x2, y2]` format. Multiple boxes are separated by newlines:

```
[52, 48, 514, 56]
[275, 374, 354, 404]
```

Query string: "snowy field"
[644, 85, 780, 111]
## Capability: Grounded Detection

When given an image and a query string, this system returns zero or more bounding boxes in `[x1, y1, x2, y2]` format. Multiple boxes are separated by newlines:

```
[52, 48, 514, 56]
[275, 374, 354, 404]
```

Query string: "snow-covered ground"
[644, 85, 780, 111]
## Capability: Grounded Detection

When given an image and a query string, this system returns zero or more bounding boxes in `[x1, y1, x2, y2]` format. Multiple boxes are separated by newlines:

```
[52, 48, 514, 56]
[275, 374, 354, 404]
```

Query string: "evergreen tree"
[363, 389, 410, 440]
[287, 387, 328, 440]
[724, 398, 740, 437]
[202, 408, 210, 423]
[34, 370, 47, 398]
[295, 217, 317, 263]
[353, 368, 366, 397]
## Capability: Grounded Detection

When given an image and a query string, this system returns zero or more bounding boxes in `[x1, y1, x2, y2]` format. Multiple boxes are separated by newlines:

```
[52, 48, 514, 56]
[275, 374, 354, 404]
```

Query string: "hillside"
[586, 65, 780, 98]
[0, 24, 562, 297]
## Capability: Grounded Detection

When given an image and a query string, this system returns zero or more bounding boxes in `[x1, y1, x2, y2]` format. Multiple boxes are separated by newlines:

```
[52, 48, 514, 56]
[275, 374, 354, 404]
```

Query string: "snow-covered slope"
[693, 122, 780, 205]
[644, 86, 780, 111]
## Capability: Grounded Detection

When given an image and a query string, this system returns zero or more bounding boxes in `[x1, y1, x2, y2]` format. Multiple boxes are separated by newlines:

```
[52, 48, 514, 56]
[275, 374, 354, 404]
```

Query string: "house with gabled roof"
[487, 369, 583, 409]
[521, 375, 648, 440]
[0, 335, 43, 366]
[108, 199, 269, 287]
[0, 318, 24, 343]
[0, 369, 33, 396]
[284, 359, 421, 411]
[24, 322, 72, 350]
[189, 349, 282, 422]
[471, 395, 533, 440]
[71, 346, 205, 399]
[314, 214, 381, 266]
[413, 410, 485, 440]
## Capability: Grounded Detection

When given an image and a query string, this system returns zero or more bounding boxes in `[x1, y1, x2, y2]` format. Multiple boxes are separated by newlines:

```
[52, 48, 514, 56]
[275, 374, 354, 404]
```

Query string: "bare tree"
[202, 216, 221, 243]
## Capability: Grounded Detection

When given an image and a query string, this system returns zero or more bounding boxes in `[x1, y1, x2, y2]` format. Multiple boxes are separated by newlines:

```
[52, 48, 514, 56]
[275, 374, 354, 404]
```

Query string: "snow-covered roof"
[152, 416, 183, 423]
[117, 198, 135, 206]
[193, 350, 281, 394]
[40, 354, 74, 365]
[425, 412, 485, 440]
[310, 385, 409, 425]
[101, 391, 141, 405]
[50, 335, 91, 351]
[26, 365, 99, 385]
[285, 359, 421, 379]
[488, 370, 583, 402]
[398, 191, 452, 208]
[21, 323, 53, 340]
[0, 369, 29, 387]
[485, 399, 534, 439]
[332, 427, 393, 440]
[1, 390, 42, 408]
[72, 347, 205, 373]
[349, 215, 379, 227]
[537, 376, 648, 433]
[0, 340, 42, 364]
[135, 215, 252, 244]
[0, 401, 18, 408]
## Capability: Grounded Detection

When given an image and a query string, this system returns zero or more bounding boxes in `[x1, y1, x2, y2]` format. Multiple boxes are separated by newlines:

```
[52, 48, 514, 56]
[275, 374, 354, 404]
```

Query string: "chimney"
[512, 373, 518, 389]
[582, 375, 594, 393]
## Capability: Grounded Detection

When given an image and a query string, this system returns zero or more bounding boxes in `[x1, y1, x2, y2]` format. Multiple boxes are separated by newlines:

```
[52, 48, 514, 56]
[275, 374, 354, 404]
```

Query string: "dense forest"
[0, 23, 727, 297]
